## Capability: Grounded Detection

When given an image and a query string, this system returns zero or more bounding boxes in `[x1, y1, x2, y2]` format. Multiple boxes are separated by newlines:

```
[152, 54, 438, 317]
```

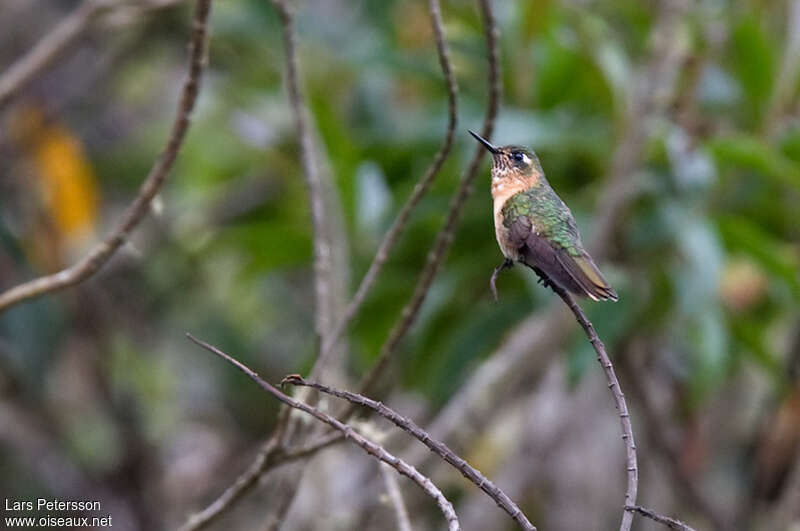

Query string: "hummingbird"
[469, 130, 618, 302]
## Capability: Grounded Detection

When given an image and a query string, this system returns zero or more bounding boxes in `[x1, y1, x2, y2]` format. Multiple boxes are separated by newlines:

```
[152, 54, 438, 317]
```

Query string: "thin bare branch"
[0, 0, 213, 314]
[272, 0, 333, 350]
[312, 0, 459, 376]
[356, 0, 501, 400]
[186, 334, 460, 531]
[550, 286, 637, 531]
[282, 374, 537, 531]
[380, 463, 414, 531]
[625, 505, 697, 531]
[0, 0, 112, 110]
[281, 430, 345, 460]
[0, 0, 186, 111]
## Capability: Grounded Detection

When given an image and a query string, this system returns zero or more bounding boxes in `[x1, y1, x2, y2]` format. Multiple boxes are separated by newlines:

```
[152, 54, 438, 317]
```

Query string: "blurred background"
[1, 0, 799, 529]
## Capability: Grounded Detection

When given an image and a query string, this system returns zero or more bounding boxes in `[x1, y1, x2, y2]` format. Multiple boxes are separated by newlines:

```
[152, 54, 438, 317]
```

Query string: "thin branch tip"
[187, 338, 462, 531]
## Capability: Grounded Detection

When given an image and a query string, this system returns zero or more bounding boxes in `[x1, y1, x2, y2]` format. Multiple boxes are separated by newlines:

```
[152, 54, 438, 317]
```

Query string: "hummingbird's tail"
[520, 233, 618, 301]
[554, 250, 618, 302]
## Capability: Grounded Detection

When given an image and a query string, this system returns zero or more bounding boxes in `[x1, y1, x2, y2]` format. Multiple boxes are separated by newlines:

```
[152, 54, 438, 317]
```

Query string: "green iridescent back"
[501, 180, 584, 257]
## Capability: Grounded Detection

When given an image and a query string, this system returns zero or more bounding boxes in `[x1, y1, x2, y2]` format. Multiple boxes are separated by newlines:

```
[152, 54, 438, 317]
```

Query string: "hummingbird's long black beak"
[468, 130, 497, 154]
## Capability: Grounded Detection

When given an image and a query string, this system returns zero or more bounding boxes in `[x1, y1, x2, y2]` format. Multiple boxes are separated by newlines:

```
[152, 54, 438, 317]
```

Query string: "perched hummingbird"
[469, 130, 618, 302]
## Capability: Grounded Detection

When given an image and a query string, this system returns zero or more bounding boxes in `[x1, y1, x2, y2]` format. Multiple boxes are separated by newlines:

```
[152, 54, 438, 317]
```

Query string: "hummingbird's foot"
[490, 258, 514, 301]
[532, 267, 555, 291]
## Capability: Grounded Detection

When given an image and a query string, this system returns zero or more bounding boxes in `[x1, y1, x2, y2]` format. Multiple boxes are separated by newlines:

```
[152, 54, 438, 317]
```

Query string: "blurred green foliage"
[3, 0, 798, 416]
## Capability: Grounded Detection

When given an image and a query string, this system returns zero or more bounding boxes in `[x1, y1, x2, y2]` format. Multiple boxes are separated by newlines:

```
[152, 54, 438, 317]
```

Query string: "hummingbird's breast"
[491, 177, 531, 260]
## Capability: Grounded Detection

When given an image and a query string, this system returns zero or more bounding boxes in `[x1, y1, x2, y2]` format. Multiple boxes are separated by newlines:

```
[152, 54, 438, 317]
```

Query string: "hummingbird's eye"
[512, 152, 524, 162]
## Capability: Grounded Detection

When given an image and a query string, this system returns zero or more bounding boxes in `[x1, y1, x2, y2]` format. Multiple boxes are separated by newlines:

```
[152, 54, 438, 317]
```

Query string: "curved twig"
[0, 0, 113, 110]
[551, 287, 638, 531]
[186, 334, 460, 531]
[380, 462, 414, 531]
[0, 0, 213, 314]
[312, 0, 459, 377]
[283, 374, 537, 531]
[356, 0, 501, 400]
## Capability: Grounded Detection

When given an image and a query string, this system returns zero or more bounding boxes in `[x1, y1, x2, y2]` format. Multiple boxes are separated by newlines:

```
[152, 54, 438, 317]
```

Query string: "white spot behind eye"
[522, 154, 530, 165]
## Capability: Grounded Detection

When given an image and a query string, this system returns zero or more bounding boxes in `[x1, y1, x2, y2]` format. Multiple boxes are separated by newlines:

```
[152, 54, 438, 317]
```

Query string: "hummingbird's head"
[468, 130, 543, 182]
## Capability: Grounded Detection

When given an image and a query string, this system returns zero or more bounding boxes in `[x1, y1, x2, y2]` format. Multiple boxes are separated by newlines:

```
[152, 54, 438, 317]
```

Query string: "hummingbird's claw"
[490, 259, 514, 302]
[532, 267, 556, 292]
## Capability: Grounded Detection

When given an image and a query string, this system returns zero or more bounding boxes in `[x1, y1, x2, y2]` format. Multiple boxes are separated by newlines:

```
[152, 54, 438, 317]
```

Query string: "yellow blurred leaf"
[11, 105, 99, 259]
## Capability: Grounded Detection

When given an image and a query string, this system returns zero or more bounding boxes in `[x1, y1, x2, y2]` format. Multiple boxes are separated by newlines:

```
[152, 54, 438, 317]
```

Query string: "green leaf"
[717, 216, 800, 299]
[729, 17, 777, 124]
[686, 307, 729, 406]
[708, 135, 800, 189]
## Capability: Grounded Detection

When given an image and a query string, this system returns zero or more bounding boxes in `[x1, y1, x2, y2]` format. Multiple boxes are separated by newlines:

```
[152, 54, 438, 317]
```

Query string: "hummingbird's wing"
[506, 209, 618, 302]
